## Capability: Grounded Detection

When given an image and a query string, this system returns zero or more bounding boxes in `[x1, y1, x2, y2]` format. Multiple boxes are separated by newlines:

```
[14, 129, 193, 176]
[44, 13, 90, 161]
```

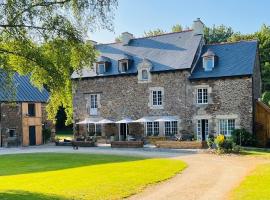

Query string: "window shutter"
[97, 94, 101, 108]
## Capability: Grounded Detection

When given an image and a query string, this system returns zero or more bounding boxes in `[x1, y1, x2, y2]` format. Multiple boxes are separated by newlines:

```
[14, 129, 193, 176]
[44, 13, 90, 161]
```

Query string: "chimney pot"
[121, 32, 134, 45]
[192, 18, 205, 35]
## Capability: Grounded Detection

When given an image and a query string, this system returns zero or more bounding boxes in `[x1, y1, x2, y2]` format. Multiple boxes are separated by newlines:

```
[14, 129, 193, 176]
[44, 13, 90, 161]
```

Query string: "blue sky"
[89, 0, 270, 43]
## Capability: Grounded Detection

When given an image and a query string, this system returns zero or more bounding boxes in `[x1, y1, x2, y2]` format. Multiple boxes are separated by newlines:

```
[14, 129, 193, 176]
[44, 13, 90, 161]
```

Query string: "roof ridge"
[205, 39, 258, 46]
[96, 29, 194, 46]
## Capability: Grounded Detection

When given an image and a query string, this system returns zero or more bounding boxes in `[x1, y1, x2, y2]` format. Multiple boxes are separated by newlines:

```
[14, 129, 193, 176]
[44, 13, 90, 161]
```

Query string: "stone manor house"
[72, 19, 261, 141]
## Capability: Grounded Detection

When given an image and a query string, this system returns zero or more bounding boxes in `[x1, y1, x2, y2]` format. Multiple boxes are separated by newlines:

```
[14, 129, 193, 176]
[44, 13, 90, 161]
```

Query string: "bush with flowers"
[208, 134, 241, 154]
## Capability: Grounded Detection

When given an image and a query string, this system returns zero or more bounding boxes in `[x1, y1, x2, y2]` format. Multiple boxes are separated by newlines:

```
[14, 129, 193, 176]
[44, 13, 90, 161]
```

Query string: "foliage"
[207, 134, 215, 149]
[0, 153, 186, 200]
[0, 0, 118, 125]
[262, 91, 270, 106]
[115, 35, 122, 42]
[231, 129, 255, 146]
[230, 163, 270, 200]
[214, 134, 240, 154]
[144, 28, 166, 37]
[42, 128, 52, 143]
[204, 25, 234, 44]
[171, 24, 183, 32]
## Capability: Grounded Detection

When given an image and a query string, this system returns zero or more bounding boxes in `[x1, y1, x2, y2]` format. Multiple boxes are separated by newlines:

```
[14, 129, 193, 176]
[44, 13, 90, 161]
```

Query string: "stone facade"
[73, 63, 261, 140]
[0, 102, 53, 147]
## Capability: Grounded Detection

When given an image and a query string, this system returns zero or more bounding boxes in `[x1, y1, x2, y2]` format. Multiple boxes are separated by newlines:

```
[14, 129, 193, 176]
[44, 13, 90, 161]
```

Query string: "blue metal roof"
[190, 40, 258, 80]
[72, 30, 203, 78]
[0, 73, 49, 102]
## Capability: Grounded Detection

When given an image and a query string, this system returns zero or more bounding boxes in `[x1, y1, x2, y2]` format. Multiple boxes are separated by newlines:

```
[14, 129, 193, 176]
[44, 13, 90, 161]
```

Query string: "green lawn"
[230, 148, 270, 200]
[0, 153, 186, 200]
[230, 163, 270, 200]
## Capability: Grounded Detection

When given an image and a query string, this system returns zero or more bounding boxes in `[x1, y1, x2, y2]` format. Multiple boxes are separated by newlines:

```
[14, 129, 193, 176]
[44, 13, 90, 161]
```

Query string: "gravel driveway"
[0, 145, 266, 200]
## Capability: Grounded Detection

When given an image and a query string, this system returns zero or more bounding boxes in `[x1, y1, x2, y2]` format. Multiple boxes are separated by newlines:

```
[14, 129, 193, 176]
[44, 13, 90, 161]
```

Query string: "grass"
[0, 153, 186, 200]
[241, 148, 270, 158]
[230, 163, 270, 200]
[55, 129, 73, 140]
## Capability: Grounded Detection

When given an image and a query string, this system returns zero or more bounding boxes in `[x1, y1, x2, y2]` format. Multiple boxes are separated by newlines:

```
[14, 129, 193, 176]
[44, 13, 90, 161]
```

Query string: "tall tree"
[144, 28, 165, 37]
[171, 24, 182, 32]
[0, 0, 118, 124]
[204, 25, 234, 44]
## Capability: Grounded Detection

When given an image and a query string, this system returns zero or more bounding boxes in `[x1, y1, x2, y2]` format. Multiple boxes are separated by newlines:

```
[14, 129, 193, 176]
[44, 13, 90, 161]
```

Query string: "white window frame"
[97, 63, 106, 75]
[141, 69, 148, 80]
[164, 121, 178, 136]
[119, 60, 129, 73]
[152, 90, 162, 106]
[196, 119, 209, 141]
[203, 56, 214, 71]
[146, 122, 159, 136]
[197, 88, 208, 104]
[89, 94, 99, 116]
[218, 119, 235, 136]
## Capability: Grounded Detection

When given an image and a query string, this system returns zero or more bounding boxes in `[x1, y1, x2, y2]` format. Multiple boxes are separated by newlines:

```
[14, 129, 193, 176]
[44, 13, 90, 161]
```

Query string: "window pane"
[171, 121, 178, 135]
[157, 91, 162, 105]
[228, 119, 235, 135]
[152, 91, 157, 105]
[119, 61, 128, 72]
[28, 103, 35, 117]
[165, 122, 171, 136]
[90, 95, 97, 108]
[142, 70, 148, 80]
[197, 120, 202, 140]
[203, 89, 208, 104]
[219, 119, 228, 135]
[204, 57, 214, 71]
[153, 122, 159, 136]
[197, 89, 202, 104]
[147, 122, 153, 136]
[98, 64, 105, 74]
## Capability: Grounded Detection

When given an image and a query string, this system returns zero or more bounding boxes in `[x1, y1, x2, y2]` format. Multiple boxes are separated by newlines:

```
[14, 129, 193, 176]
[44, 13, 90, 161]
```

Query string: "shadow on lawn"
[0, 190, 70, 200]
[0, 153, 145, 176]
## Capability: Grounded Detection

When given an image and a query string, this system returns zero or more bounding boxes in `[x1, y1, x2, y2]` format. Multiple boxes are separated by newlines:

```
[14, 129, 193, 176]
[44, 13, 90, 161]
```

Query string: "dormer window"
[202, 49, 216, 72]
[119, 60, 129, 73]
[142, 69, 148, 80]
[96, 56, 110, 75]
[137, 58, 152, 83]
[97, 63, 106, 74]
[203, 57, 214, 71]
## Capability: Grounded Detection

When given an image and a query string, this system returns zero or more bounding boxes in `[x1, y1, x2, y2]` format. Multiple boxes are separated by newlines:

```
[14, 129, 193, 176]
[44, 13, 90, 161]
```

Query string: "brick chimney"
[121, 32, 134, 45]
[192, 18, 205, 35]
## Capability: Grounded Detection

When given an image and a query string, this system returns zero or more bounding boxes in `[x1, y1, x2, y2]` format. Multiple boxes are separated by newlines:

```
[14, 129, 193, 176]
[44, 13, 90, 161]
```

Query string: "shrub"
[214, 134, 239, 154]
[231, 128, 255, 146]
[42, 128, 52, 143]
[207, 135, 215, 149]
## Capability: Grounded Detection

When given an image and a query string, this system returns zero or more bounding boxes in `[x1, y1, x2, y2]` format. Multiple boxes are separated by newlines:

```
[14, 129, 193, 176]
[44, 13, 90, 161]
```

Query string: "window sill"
[149, 105, 164, 110]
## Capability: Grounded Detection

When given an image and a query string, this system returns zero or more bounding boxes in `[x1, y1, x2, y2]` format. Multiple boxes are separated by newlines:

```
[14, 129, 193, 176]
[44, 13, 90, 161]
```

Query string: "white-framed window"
[197, 88, 208, 104]
[219, 119, 235, 136]
[197, 119, 209, 141]
[165, 121, 178, 136]
[203, 57, 214, 71]
[152, 90, 162, 106]
[97, 63, 106, 74]
[142, 69, 148, 80]
[146, 122, 159, 136]
[119, 60, 128, 73]
[88, 94, 98, 115]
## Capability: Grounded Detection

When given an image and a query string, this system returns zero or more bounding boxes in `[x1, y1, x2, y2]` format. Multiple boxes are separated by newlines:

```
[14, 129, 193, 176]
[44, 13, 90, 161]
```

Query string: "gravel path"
[0, 145, 266, 200]
[128, 153, 266, 200]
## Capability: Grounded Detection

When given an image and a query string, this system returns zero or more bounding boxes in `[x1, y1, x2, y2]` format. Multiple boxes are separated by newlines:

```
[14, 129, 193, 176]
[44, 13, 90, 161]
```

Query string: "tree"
[204, 25, 234, 44]
[0, 0, 118, 124]
[171, 24, 182, 32]
[262, 91, 270, 106]
[115, 35, 122, 42]
[144, 28, 165, 37]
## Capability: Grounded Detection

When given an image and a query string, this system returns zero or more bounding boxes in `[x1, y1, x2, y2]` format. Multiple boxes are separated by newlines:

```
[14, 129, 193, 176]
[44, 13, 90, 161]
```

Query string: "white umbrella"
[115, 118, 134, 141]
[133, 117, 153, 136]
[76, 118, 101, 136]
[96, 119, 115, 124]
[155, 116, 178, 122]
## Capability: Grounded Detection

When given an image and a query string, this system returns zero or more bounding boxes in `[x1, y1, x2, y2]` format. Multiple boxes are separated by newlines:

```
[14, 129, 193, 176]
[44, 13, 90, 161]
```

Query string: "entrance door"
[29, 126, 36, 145]
[120, 123, 128, 141]
[197, 119, 209, 141]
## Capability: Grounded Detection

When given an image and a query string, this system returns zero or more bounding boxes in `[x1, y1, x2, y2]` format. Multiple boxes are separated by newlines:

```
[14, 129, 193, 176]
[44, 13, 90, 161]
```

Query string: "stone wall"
[0, 103, 22, 147]
[73, 70, 256, 138]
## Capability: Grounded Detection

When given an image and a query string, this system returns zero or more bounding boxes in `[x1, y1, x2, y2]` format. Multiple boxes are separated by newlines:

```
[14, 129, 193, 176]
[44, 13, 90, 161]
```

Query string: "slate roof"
[71, 30, 203, 78]
[0, 73, 49, 102]
[190, 40, 258, 80]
